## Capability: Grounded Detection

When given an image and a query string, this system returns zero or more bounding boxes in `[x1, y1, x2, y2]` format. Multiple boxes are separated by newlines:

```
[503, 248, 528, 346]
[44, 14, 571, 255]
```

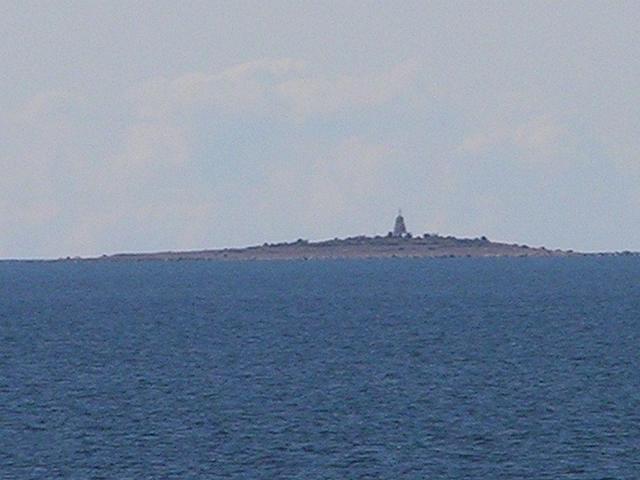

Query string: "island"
[90, 212, 577, 262]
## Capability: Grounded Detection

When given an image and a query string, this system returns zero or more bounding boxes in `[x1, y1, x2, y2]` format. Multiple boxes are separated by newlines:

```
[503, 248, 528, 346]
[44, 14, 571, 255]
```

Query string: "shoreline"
[3, 235, 639, 263]
[45, 235, 640, 262]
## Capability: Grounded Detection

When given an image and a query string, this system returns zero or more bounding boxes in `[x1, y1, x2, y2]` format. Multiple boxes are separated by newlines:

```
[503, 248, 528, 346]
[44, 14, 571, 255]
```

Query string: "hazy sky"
[2, 1, 639, 258]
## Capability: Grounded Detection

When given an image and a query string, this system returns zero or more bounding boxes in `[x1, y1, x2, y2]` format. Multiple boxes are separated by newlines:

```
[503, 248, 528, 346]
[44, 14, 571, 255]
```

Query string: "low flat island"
[95, 234, 569, 262]
[78, 213, 635, 262]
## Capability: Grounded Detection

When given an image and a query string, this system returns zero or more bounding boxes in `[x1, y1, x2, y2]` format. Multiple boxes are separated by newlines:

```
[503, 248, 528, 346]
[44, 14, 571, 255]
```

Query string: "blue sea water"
[1, 257, 639, 479]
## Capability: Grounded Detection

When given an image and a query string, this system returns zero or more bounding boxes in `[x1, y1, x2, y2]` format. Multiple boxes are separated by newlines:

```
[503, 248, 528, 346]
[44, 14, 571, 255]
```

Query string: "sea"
[1, 257, 639, 479]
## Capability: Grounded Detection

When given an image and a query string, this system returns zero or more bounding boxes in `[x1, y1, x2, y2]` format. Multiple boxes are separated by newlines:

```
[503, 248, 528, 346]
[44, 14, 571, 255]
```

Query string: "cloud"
[255, 136, 396, 237]
[276, 59, 420, 117]
[0, 93, 81, 256]
[133, 58, 307, 119]
[132, 58, 420, 120]
[459, 115, 566, 160]
[13, 89, 83, 124]
[0, 58, 423, 257]
[110, 122, 189, 174]
[306, 136, 393, 211]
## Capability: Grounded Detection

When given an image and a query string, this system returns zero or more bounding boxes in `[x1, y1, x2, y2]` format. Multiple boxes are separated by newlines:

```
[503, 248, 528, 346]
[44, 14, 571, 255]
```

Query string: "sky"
[1, 1, 639, 258]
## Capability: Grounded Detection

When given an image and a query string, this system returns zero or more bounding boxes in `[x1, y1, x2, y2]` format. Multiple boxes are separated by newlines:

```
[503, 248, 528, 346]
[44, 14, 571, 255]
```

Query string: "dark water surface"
[1, 258, 639, 479]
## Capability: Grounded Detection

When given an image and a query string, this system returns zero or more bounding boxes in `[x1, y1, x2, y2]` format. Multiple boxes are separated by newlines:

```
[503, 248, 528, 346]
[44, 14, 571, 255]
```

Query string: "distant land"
[92, 234, 569, 262]
[46, 213, 636, 262]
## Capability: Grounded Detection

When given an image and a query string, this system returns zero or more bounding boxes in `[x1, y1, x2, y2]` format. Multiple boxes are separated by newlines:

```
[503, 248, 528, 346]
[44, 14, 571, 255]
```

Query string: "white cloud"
[132, 58, 419, 120]
[1, 90, 87, 238]
[133, 58, 307, 119]
[459, 115, 566, 161]
[0, 58, 423, 257]
[306, 136, 393, 211]
[255, 136, 396, 237]
[13, 89, 83, 124]
[276, 59, 420, 117]
[110, 122, 189, 173]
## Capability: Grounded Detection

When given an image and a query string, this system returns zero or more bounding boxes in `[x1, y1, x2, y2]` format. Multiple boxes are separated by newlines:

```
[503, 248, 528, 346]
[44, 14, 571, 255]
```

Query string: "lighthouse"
[393, 210, 408, 237]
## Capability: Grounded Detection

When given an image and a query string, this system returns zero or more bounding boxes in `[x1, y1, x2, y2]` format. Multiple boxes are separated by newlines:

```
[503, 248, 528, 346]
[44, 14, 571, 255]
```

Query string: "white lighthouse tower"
[393, 210, 408, 237]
